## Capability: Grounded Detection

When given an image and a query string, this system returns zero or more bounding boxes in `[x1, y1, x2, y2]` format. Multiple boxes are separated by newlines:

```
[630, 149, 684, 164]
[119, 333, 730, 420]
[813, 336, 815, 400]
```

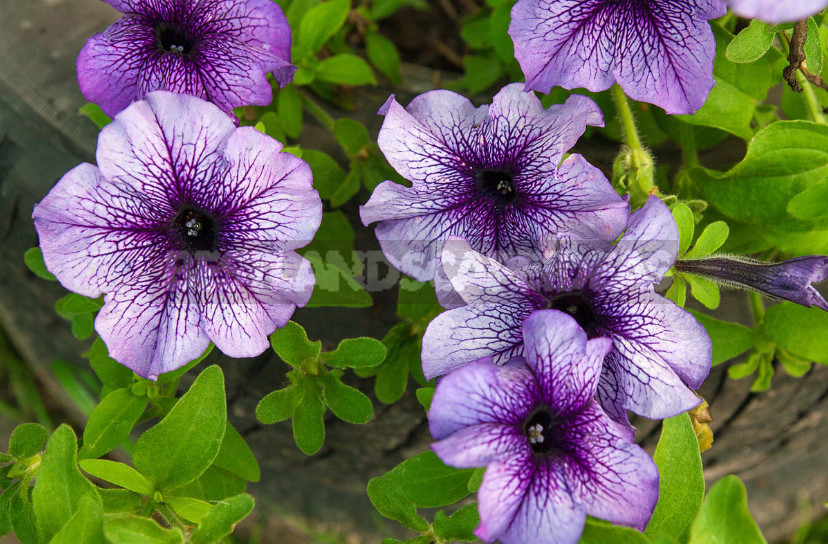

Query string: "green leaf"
[776, 348, 812, 377]
[689, 310, 756, 366]
[56, 293, 103, 315]
[320, 337, 387, 368]
[397, 278, 438, 321]
[191, 493, 254, 544]
[80, 388, 148, 459]
[79, 459, 154, 495]
[384, 451, 474, 508]
[415, 387, 434, 411]
[489, 1, 515, 62]
[98, 489, 142, 514]
[762, 302, 828, 364]
[49, 495, 105, 544]
[10, 488, 37, 544]
[304, 253, 373, 307]
[788, 178, 828, 220]
[672, 203, 695, 256]
[86, 338, 134, 390]
[687, 476, 767, 544]
[433, 504, 480, 542]
[320, 371, 373, 424]
[298, 0, 350, 53]
[316, 54, 377, 86]
[684, 273, 721, 310]
[367, 476, 429, 532]
[460, 15, 490, 49]
[292, 376, 325, 455]
[455, 54, 502, 94]
[580, 518, 651, 543]
[256, 382, 303, 424]
[646, 414, 704, 543]
[334, 118, 371, 156]
[212, 423, 260, 482]
[32, 425, 101, 543]
[726, 19, 774, 63]
[728, 351, 763, 380]
[133, 366, 226, 491]
[270, 321, 322, 367]
[79, 103, 112, 129]
[277, 85, 303, 139]
[23, 247, 56, 281]
[750, 356, 775, 392]
[329, 167, 361, 208]
[71, 313, 95, 340]
[366, 32, 402, 84]
[806, 17, 824, 75]
[303, 149, 346, 200]
[165, 497, 213, 523]
[665, 276, 687, 308]
[103, 514, 184, 544]
[8, 423, 47, 459]
[169, 466, 245, 502]
[683, 221, 729, 259]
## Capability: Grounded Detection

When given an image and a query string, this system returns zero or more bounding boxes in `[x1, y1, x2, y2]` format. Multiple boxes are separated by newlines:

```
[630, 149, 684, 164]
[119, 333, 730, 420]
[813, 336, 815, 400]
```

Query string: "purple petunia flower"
[422, 196, 711, 421]
[360, 83, 629, 285]
[33, 91, 321, 379]
[78, 0, 295, 117]
[430, 310, 659, 544]
[509, 0, 727, 114]
[675, 255, 828, 311]
[727, 0, 828, 23]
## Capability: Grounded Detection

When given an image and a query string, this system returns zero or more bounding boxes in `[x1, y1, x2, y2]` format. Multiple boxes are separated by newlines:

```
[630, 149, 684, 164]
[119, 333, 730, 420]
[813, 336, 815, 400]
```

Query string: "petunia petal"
[727, 0, 828, 23]
[475, 453, 544, 543]
[432, 423, 527, 469]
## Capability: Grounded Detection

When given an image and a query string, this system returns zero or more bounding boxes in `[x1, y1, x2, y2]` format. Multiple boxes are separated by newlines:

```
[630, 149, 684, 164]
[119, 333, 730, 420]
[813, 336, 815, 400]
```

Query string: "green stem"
[749, 292, 766, 327]
[300, 91, 336, 131]
[157, 503, 188, 533]
[678, 122, 699, 170]
[796, 72, 827, 124]
[610, 84, 643, 151]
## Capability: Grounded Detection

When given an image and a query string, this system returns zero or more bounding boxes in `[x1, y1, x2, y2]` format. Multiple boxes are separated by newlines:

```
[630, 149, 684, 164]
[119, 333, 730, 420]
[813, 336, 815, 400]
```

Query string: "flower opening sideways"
[33, 91, 322, 379]
[78, 0, 296, 117]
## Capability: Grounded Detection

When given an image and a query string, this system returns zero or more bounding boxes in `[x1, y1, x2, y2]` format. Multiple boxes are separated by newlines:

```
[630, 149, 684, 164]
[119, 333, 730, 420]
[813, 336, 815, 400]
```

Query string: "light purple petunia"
[676, 255, 828, 311]
[422, 196, 711, 422]
[360, 83, 629, 285]
[33, 91, 322, 379]
[430, 310, 659, 544]
[78, 0, 295, 117]
[727, 0, 828, 23]
[509, 0, 727, 114]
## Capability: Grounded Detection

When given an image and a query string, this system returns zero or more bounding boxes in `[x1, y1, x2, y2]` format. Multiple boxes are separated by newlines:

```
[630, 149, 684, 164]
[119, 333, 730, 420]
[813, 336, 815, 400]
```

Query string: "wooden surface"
[1, 1, 827, 542]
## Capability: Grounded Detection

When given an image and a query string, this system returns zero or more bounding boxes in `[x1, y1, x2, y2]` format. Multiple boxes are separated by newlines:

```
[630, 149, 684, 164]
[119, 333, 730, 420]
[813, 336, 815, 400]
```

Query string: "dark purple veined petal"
[675, 255, 828, 311]
[77, 0, 295, 116]
[33, 92, 321, 378]
[727, 0, 828, 22]
[510, 0, 726, 114]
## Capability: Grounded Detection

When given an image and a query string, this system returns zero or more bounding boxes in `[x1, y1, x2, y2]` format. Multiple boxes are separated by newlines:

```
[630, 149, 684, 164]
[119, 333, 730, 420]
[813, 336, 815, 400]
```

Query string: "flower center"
[545, 292, 602, 337]
[155, 23, 194, 55]
[524, 408, 556, 455]
[475, 169, 516, 205]
[174, 207, 217, 254]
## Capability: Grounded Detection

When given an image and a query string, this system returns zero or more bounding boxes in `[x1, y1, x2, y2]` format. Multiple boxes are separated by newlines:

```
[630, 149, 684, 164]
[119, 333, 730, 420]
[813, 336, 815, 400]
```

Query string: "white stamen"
[528, 423, 544, 444]
[496, 179, 512, 195]
[185, 218, 200, 237]
[170, 44, 185, 53]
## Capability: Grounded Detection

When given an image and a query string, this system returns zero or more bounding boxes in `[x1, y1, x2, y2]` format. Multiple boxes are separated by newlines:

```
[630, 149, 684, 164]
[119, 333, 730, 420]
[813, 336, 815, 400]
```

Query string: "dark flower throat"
[155, 23, 194, 55]
[475, 169, 516, 205]
[174, 208, 216, 253]
[524, 408, 557, 455]
[546, 292, 601, 338]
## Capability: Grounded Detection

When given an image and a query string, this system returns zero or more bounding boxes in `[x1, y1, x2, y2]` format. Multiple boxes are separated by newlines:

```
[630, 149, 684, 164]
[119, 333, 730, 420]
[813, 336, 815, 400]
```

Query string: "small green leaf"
[133, 366, 226, 491]
[684, 273, 721, 309]
[8, 423, 47, 459]
[320, 337, 387, 368]
[166, 497, 214, 523]
[48, 495, 105, 544]
[270, 321, 322, 367]
[320, 372, 373, 424]
[646, 413, 704, 543]
[256, 382, 303, 424]
[79, 459, 154, 495]
[32, 425, 101, 543]
[726, 19, 774, 63]
[316, 54, 377, 86]
[304, 253, 373, 307]
[23, 247, 56, 281]
[433, 504, 480, 542]
[489, 1, 515, 62]
[9, 488, 37, 544]
[689, 310, 756, 366]
[762, 303, 828, 364]
[303, 149, 346, 200]
[334, 118, 371, 156]
[367, 476, 429, 532]
[805, 17, 824, 75]
[728, 351, 763, 380]
[79, 103, 113, 129]
[86, 338, 134, 390]
[750, 356, 775, 392]
[71, 313, 95, 340]
[99, 489, 142, 514]
[329, 167, 361, 208]
[80, 388, 148, 459]
[366, 32, 402, 84]
[212, 423, 260, 482]
[776, 348, 812, 377]
[376, 329, 419, 404]
[684, 221, 729, 259]
[104, 514, 184, 544]
[581, 517, 651, 543]
[665, 276, 687, 308]
[384, 451, 474, 508]
[56, 293, 103, 315]
[292, 376, 325, 455]
[0, 481, 20, 537]
[190, 493, 254, 544]
[298, 0, 350, 53]
[277, 85, 304, 139]
[415, 387, 434, 412]
[169, 465, 245, 502]
[687, 476, 767, 544]
[671, 203, 695, 256]
[397, 278, 438, 321]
